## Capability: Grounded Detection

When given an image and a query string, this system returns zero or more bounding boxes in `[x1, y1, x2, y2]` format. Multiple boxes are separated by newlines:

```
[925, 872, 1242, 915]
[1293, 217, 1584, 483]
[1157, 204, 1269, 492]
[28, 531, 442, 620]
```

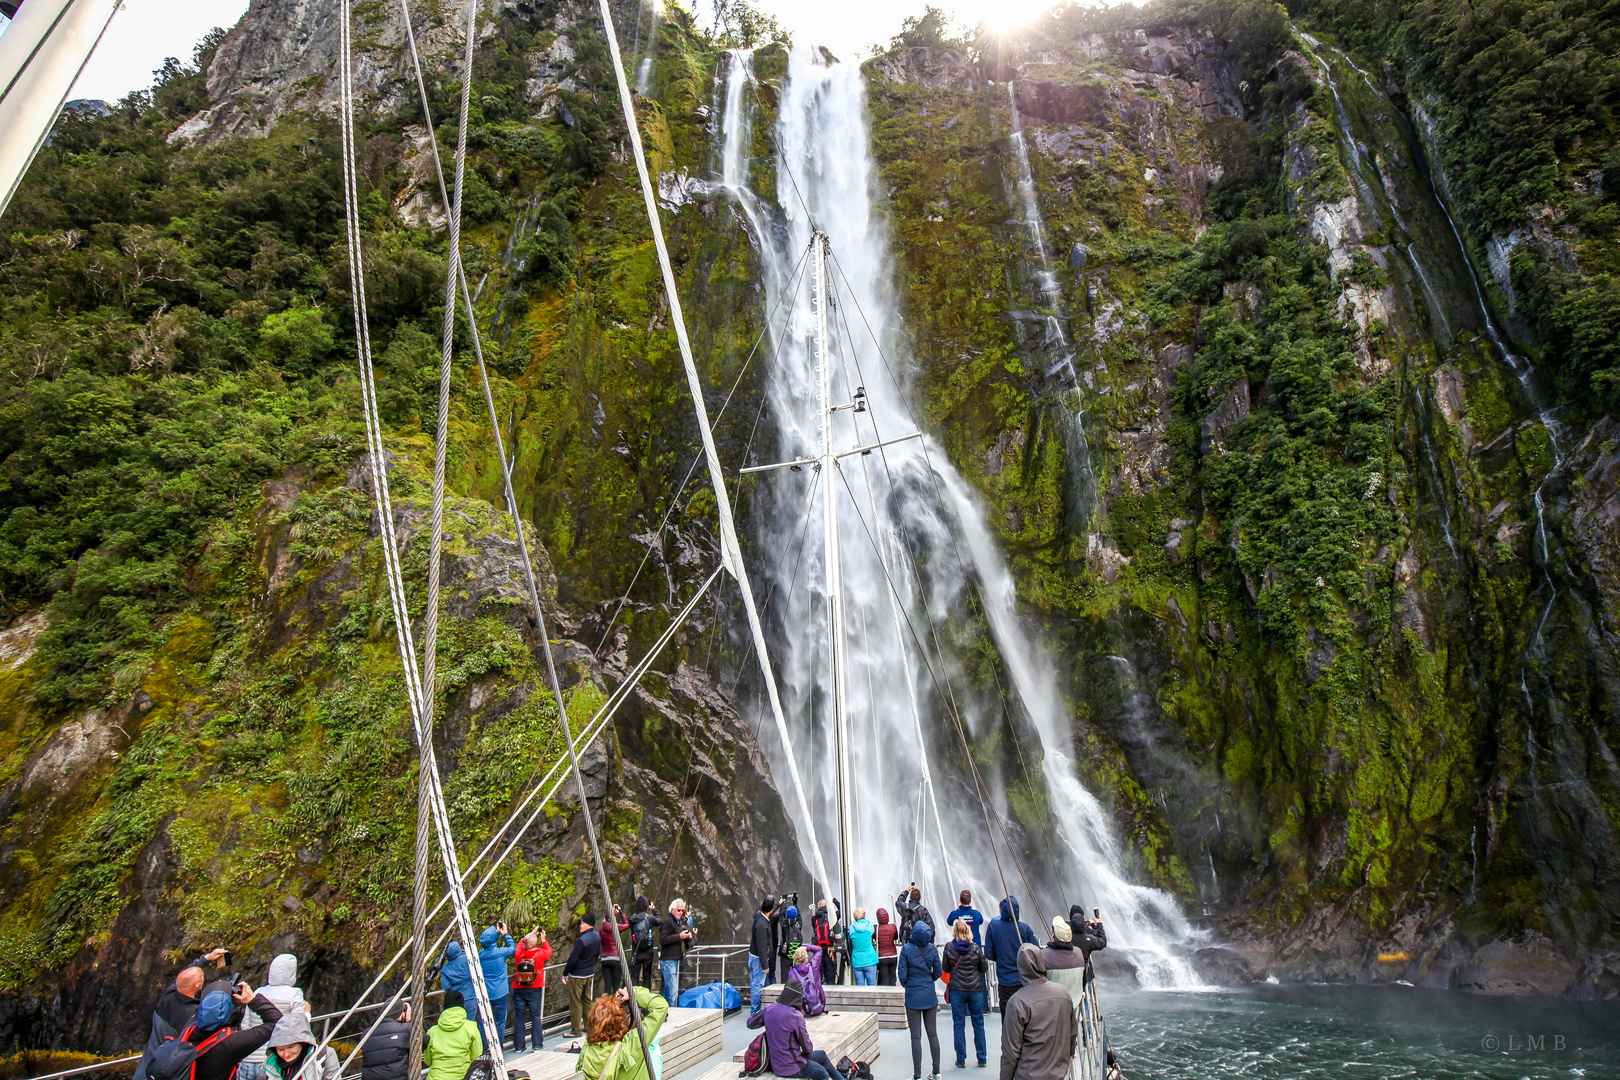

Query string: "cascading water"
[1003, 80, 1098, 538]
[721, 46, 1199, 986]
[1299, 34, 1572, 712]
[631, 0, 663, 96]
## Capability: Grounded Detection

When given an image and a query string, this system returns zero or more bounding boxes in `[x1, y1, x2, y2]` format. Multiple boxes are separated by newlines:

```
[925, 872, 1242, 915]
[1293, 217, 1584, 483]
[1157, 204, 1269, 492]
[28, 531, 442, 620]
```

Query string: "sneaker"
[955, 1063, 967, 1070]
[977, 1063, 988, 1069]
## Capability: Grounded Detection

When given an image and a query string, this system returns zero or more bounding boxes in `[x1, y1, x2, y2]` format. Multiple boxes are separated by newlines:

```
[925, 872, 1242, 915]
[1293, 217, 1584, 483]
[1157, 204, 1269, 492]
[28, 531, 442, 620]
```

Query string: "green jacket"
[579, 987, 668, 1080]
[424, 1007, 483, 1080]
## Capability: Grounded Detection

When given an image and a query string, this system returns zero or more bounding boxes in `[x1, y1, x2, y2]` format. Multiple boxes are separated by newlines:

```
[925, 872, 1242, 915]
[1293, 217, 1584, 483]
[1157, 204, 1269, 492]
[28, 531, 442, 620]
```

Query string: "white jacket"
[242, 954, 308, 1065]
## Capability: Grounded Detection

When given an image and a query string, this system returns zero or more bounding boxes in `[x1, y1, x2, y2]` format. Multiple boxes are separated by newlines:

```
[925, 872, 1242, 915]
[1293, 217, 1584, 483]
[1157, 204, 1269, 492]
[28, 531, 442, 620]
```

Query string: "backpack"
[462, 1055, 496, 1080]
[630, 914, 653, 955]
[149, 1025, 234, 1080]
[739, 1033, 770, 1078]
[514, 955, 538, 988]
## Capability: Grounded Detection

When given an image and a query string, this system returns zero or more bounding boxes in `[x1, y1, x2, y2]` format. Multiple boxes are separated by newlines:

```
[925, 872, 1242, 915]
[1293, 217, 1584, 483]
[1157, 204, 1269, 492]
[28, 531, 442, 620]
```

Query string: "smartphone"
[224, 950, 234, 967]
[1092, 909, 1099, 920]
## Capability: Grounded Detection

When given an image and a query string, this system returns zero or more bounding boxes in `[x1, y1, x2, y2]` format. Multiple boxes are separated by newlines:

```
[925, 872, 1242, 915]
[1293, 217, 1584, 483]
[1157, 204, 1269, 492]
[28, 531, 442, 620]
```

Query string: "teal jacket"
[848, 917, 878, 968]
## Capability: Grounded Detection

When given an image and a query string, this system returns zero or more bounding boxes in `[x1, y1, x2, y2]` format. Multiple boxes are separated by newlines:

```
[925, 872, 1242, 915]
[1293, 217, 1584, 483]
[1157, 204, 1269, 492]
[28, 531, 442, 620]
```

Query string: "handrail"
[26, 946, 754, 1080]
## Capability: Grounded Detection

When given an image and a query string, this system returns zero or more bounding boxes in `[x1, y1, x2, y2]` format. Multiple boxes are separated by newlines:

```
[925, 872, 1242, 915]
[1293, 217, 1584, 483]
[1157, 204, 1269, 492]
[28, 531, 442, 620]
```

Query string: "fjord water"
[717, 46, 1198, 986]
[1104, 983, 1620, 1079]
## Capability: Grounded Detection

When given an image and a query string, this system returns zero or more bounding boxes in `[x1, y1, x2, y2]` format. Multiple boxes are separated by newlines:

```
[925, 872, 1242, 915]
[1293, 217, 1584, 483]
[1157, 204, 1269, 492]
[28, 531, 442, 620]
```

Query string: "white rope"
[591, 0, 833, 900]
[334, 2, 505, 1074]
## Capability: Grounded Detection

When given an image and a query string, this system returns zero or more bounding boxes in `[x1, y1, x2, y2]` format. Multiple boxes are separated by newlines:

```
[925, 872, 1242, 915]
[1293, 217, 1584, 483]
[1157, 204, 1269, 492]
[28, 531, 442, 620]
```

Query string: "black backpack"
[149, 1025, 233, 1080]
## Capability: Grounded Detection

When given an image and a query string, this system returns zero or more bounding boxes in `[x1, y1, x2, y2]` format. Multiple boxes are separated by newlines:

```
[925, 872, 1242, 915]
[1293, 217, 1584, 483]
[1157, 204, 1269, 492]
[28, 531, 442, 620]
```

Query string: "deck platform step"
[505, 1006, 722, 1080]
[729, 1010, 879, 1067]
[759, 985, 912, 1029]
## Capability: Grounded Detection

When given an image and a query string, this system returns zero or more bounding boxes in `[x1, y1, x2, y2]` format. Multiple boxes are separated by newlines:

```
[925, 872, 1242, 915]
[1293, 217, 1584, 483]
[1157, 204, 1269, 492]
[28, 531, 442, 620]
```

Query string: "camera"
[781, 891, 798, 905]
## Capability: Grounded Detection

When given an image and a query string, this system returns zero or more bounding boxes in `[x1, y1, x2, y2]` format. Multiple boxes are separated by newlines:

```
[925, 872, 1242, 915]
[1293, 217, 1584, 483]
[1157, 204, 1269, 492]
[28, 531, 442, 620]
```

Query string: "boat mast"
[812, 231, 857, 954]
[0, 0, 122, 217]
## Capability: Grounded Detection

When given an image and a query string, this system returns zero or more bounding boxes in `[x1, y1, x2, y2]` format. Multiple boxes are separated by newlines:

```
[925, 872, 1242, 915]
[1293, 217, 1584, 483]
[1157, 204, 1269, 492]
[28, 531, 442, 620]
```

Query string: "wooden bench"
[728, 1010, 880, 1066]
[505, 1007, 721, 1080]
[503, 1049, 581, 1080]
[760, 984, 911, 1029]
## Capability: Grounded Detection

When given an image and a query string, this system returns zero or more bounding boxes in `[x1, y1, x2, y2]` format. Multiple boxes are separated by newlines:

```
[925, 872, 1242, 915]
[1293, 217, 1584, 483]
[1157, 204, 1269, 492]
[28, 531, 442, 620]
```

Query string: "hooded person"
[982, 897, 1038, 1014]
[745, 978, 850, 1080]
[847, 908, 878, 986]
[629, 897, 659, 989]
[424, 991, 483, 1080]
[788, 943, 827, 1017]
[749, 895, 780, 1016]
[476, 925, 516, 1047]
[1040, 917, 1087, 1010]
[896, 921, 943, 1080]
[240, 955, 308, 1080]
[262, 1011, 340, 1080]
[178, 982, 284, 1080]
[874, 908, 900, 986]
[439, 942, 473, 1002]
[1068, 905, 1107, 970]
[998, 946, 1076, 1080]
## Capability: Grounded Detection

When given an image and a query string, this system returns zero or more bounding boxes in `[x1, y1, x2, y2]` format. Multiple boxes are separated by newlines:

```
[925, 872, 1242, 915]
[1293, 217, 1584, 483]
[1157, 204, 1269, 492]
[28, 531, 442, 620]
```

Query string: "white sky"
[9, 0, 1079, 104]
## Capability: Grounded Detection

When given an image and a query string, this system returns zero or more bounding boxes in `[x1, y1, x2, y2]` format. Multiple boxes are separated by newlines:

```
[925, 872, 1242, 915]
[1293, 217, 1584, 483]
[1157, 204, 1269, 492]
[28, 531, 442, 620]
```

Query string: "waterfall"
[1003, 80, 1098, 539]
[721, 45, 1199, 986]
[631, 0, 663, 96]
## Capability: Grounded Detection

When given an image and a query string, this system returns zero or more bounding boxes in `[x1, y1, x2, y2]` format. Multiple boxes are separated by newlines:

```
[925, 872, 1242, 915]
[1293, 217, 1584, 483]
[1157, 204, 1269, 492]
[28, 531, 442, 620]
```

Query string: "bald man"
[134, 948, 228, 1080]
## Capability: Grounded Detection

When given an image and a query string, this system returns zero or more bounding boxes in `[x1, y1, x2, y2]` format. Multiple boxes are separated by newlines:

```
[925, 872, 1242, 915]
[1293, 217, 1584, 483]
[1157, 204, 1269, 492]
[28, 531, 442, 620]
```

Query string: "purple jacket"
[746, 1001, 812, 1075]
[789, 944, 826, 1017]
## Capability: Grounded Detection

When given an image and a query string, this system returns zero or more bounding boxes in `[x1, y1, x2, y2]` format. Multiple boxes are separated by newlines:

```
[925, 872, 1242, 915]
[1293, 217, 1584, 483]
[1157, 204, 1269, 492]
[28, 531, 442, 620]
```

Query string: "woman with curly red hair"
[580, 986, 667, 1080]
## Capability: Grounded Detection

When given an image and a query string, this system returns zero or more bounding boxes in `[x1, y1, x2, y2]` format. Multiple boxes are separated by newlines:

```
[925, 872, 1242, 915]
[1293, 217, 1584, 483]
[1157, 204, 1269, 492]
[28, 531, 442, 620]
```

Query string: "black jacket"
[360, 1017, 411, 1080]
[565, 929, 601, 978]
[751, 905, 778, 962]
[191, 994, 283, 1080]
[1067, 906, 1107, 965]
[942, 940, 989, 994]
[659, 914, 688, 961]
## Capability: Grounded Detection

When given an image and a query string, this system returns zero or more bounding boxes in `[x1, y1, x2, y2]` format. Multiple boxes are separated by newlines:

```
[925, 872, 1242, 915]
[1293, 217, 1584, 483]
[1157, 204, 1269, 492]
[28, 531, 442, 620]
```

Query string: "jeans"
[907, 1006, 940, 1078]
[511, 986, 544, 1052]
[487, 995, 509, 1053]
[660, 959, 680, 1005]
[238, 1065, 264, 1080]
[950, 989, 987, 1065]
[878, 958, 898, 985]
[749, 954, 767, 1015]
[853, 965, 877, 986]
[792, 1049, 846, 1080]
[996, 983, 1020, 1016]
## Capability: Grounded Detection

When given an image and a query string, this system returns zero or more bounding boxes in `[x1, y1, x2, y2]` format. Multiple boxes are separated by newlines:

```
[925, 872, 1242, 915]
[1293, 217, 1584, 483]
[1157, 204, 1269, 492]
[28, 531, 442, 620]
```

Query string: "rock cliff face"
[1, 0, 1618, 1059]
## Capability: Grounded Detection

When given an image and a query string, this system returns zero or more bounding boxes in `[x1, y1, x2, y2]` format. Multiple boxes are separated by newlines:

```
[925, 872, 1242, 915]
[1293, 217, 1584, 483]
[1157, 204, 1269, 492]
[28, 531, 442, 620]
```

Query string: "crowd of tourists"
[129, 885, 1115, 1080]
[747, 885, 1113, 1080]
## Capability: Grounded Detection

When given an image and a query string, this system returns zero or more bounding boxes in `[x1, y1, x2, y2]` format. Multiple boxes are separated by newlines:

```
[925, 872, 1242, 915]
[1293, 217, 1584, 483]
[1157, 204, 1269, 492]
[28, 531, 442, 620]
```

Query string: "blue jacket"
[983, 897, 1038, 987]
[895, 921, 942, 1010]
[477, 927, 515, 1000]
[848, 917, 878, 969]
[440, 942, 472, 998]
[945, 905, 985, 946]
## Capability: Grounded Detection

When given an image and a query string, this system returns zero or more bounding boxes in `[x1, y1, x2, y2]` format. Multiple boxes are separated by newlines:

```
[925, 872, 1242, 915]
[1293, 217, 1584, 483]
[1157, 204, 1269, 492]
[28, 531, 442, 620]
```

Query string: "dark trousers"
[600, 957, 624, 997]
[950, 989, 987, 1065]
[877, 958, 898, 985]
[792, 1049, 847, 1080]
[510, 986, 544, 1052]
[633, 956, 657, 988]
[907, 1006, 940, 1078]
[567, 974, 594, 1035]
[996, 982, 1021, 1015]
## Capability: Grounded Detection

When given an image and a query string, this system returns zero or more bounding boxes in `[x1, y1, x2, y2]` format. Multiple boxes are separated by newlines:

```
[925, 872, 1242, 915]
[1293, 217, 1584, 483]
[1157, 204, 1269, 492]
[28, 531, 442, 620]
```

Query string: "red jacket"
[599, 914, 631, 960]
[512, 939, 551, 989]
[875, 909, 900, 958]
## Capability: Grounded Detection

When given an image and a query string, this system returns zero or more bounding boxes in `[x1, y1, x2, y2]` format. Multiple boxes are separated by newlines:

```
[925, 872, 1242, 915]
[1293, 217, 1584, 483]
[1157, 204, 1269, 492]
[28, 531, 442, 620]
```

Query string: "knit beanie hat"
[1052, 916, 1073, 943]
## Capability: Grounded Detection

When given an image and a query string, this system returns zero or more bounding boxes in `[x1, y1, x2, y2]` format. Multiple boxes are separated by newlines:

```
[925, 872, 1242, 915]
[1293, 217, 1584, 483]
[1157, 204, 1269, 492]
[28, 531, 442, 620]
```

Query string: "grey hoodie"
[263, 1010, 341, 1080]
[999, 945, 1076, 1080]
[242, 955, 308, 1066]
